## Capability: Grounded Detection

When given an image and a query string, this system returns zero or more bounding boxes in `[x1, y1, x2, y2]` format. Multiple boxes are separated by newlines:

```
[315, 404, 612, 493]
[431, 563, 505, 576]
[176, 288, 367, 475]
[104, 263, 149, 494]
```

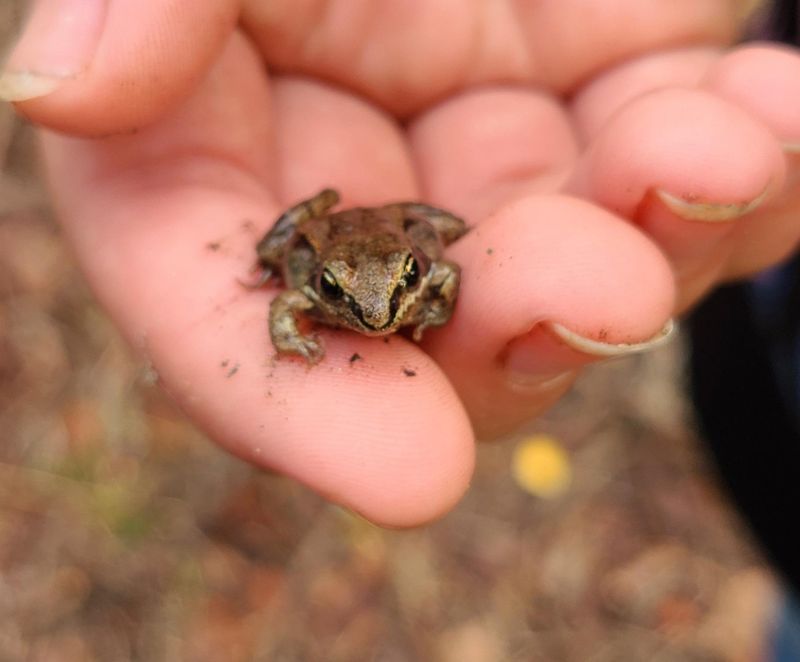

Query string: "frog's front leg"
[411, 261, 462, 341]
[269, 289, 325, 364]
[256, 188, 340, 274]
[396, 203, 468, 246]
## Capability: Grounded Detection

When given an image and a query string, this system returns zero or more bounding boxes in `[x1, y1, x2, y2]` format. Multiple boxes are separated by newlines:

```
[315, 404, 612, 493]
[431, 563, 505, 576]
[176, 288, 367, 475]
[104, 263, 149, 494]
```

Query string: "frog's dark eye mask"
[401, 255, 420, 289]
[320, 268, 344, 300]
[379, 254, 422, 329]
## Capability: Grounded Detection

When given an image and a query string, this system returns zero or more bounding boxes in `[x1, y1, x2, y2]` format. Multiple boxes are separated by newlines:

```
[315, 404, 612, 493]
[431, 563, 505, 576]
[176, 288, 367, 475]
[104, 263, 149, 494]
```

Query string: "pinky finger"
[702, 43, 800, 278]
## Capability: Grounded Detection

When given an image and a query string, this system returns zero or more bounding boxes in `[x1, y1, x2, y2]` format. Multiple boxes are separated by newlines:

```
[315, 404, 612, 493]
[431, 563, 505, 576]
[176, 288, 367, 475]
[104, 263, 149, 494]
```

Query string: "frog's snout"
[352, 298, 394, 332]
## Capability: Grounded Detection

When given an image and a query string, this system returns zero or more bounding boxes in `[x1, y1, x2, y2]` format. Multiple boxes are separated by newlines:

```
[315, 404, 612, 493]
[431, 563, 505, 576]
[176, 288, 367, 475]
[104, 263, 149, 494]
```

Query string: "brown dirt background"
[0, 5, 784, 661]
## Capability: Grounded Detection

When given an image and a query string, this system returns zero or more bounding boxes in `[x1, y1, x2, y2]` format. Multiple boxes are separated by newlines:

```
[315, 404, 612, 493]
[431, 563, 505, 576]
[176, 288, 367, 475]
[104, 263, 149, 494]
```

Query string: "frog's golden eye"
[403, 255, 420, 288]
[320, 269, 344, 299]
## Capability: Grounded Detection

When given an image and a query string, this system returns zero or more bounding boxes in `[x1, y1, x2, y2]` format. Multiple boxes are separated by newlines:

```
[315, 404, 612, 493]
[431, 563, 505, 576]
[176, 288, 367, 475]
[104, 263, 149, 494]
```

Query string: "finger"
[42, 34, 473, 527]
[570, 47, 720, 141]
[242, 0, 744, 116]
[704, 43, 800, 149]
[702, 44, 800, 278]
[2, 0, 239, 136]
[270, 77, 418, 205]
[568, 87, 786, 311]
[425, 195, 675, 439]
[409, 87, 579, 222]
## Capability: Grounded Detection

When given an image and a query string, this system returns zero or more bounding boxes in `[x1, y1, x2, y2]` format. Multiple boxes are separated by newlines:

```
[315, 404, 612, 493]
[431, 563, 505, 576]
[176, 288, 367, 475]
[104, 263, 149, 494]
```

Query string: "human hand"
[4, 1, 799, 526]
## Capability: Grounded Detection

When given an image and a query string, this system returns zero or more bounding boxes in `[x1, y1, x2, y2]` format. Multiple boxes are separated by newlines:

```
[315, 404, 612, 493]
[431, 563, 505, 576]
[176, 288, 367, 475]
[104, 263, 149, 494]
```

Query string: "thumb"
[1, 0, 239, 136]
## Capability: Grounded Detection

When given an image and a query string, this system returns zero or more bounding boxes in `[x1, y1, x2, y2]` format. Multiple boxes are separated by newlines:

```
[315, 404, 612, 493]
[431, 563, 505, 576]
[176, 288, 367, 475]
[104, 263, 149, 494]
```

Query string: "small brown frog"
[254, 189, 468, 363]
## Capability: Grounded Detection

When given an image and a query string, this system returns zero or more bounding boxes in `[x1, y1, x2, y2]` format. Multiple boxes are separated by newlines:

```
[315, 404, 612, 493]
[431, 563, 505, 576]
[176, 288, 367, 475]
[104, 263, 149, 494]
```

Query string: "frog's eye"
[403, 255, 420, 288]
[320, 269, 344, 299]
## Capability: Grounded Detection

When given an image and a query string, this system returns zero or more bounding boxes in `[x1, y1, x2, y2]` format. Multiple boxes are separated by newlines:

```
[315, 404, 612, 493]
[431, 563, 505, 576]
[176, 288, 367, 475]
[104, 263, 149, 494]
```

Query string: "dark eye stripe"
[320, 269, 343, 299]
[404, 256, 420, 288]
[389, 286, 402, 325]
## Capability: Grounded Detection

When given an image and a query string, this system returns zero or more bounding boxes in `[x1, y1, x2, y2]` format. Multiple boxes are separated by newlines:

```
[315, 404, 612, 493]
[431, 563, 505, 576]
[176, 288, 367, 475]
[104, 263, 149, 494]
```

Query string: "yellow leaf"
[512, 435, 572, 498]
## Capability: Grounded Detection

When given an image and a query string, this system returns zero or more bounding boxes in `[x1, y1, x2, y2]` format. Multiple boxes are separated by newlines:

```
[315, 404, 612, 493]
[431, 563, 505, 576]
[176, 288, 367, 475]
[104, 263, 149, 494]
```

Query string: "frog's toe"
[298, 336, 325, 364]
[271, 330, 325, 364]
[238, 266, 273, 290]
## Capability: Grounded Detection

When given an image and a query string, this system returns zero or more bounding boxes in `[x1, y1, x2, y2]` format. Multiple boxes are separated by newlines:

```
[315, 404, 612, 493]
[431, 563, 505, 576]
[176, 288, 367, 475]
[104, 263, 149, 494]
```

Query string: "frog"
[253, 188, 468, 363]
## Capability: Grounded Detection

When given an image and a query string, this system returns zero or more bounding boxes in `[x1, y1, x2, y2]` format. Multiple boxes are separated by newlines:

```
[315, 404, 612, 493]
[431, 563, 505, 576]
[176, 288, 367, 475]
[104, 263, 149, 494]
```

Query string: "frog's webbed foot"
[411, 260, 461, 341]
[256, 189, 340, 269]
[269, 289, 325, 364]
[395, 203, 468, 246]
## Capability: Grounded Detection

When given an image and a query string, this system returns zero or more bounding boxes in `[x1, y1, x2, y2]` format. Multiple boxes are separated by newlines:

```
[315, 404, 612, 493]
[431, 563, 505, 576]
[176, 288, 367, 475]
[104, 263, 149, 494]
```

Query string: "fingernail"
[0, 0, 108, 102]
[655, 187, 768, 222]
[547, 319, 676, 357]
[783, 143, 800, 154]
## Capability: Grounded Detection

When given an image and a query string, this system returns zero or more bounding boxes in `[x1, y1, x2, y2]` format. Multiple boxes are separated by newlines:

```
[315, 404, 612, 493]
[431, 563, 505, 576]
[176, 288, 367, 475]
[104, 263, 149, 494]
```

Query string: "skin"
[255, 188, 466, 363]
[10, 0, 800, 526]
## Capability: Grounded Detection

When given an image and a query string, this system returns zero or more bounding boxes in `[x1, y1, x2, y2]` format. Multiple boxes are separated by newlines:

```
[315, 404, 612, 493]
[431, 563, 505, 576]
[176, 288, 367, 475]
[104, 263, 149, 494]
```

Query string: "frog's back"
[300, 208, 405, 252]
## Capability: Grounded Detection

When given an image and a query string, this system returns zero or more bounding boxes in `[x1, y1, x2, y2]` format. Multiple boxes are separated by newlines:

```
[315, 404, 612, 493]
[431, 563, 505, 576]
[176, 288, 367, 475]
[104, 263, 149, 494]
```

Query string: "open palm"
[12, 0, 800, 525]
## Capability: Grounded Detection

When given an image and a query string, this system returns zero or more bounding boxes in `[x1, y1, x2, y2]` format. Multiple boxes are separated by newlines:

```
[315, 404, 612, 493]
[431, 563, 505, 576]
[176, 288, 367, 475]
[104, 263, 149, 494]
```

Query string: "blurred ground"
[0, 10, 784, 662]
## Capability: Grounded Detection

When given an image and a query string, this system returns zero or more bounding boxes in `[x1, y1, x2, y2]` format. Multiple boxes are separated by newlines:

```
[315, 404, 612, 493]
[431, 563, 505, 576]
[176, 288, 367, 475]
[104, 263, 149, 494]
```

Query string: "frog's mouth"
[354, 310, 394, 332]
